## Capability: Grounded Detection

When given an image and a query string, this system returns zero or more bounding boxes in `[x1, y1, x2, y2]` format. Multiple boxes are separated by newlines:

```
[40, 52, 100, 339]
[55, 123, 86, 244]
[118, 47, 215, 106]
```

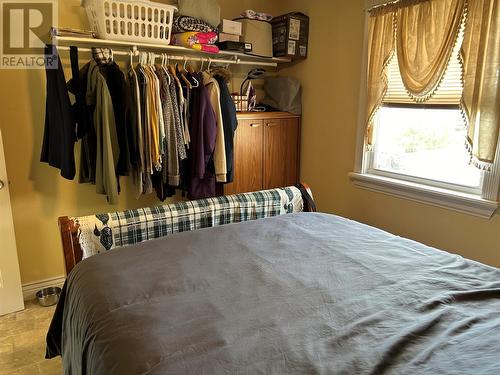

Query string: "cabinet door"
[224, 119, 264, 195]
[263, 118, 300, 189]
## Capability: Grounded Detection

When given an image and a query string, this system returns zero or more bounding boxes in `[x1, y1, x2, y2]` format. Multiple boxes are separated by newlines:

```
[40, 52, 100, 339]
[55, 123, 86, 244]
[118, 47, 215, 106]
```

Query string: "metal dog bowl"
[36, 287, 61, 307]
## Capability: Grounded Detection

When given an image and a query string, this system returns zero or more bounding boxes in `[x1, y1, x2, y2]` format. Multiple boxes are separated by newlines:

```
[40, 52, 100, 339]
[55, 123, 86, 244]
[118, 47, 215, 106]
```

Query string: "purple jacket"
[187, 72, 217, 199]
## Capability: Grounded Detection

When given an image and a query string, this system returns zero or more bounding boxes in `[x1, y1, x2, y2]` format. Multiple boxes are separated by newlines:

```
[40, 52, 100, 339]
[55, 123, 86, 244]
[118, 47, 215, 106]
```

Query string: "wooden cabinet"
[224, 119, 264, 195]
[224, 112, 300, 195]
[263, 117, 300, 189]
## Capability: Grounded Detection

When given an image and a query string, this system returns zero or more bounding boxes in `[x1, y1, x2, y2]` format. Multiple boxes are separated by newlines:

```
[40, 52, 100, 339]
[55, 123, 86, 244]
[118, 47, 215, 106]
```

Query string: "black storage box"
[271, 12, 309, 60]
[216, 41, 252, 53]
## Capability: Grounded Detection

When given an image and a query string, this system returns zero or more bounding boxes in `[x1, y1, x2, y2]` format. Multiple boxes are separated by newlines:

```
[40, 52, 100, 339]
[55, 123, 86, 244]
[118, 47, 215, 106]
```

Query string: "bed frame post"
[298, 182, 316, 212]
[58, 216, 82, 276]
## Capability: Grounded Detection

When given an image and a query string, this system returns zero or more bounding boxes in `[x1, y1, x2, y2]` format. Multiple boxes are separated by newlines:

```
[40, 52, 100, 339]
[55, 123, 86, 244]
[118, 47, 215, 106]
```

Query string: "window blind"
[383, 30, 464, 106]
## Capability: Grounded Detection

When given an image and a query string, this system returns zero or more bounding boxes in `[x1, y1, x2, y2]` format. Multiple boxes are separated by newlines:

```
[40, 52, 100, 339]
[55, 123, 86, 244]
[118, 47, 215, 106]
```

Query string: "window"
[371, 106, 482, 192]
[351, 7, 500, 218]
[369, 28, 484, 189]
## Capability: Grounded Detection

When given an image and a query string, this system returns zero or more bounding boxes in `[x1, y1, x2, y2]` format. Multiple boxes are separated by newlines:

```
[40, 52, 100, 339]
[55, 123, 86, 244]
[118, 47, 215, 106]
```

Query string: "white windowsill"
[349, 172, 499, 219]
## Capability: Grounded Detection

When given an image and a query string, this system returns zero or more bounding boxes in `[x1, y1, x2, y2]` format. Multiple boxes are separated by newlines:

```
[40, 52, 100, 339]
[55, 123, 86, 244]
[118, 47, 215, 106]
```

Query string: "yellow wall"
[0, 0, 282, 284]
[278, 0, 500, 266]
[1, 0, 499, 285]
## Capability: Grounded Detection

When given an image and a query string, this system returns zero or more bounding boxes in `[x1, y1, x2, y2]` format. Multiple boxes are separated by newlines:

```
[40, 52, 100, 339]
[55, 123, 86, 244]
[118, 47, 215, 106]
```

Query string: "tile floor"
[0, 301, 62, 374]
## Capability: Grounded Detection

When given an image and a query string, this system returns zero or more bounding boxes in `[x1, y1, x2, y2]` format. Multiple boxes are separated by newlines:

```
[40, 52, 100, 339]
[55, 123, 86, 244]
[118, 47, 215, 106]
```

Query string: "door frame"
[0, 129, 24, 316]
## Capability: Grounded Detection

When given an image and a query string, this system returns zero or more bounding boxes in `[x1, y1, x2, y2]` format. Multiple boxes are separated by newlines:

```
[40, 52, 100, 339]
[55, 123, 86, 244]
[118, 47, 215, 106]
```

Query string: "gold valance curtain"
[396, 0, 466, 100]
[365, 0, 500, 168]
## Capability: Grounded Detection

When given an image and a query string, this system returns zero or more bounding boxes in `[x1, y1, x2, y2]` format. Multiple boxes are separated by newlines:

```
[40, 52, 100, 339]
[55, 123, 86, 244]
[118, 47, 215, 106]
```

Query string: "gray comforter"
[46, 213, 500, 374]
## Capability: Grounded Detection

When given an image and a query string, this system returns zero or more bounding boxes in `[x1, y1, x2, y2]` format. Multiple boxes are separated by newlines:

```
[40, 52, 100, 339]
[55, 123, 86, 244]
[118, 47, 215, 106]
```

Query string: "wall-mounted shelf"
[52, 36, 291, 68]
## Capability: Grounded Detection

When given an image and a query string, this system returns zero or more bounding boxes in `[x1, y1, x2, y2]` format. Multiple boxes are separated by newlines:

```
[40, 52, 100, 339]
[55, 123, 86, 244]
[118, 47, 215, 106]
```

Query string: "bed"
[46, 185, 500, 374]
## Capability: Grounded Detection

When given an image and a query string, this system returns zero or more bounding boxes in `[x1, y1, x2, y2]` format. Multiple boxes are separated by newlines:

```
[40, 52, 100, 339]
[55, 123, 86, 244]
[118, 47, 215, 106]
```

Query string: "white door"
[0, 129, 24, 316]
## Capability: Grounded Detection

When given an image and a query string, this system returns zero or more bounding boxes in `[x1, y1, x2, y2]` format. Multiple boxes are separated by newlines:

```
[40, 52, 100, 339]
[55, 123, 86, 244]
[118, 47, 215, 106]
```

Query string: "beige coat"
[202, 72, 227, 182]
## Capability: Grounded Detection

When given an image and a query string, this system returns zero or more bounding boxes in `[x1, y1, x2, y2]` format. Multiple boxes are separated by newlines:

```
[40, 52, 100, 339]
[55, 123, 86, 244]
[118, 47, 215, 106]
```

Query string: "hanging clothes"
[42, 49, 239, 204]
[169, 67, 188, 159]
[177, 67, 192, 148]
[137, 64, 154, 194]
[123, 77, 138, 170]
[67, 47, 96, 184]
[75, 64, 98, 185]
[202, 71, 227, 183]
[67, 51, 97, 185]
[151, 66, 176, 201]
[100, 61, 132, 176]
[86, 59, 119, 204]
[187, 72, 217, 199]
[156, 67, 179, 186]
[148, 64, 165, 165]
[214, 74, 238, 183]
[143, 65, 161, 171]
[173, 66, 190, 150]
[69, 46, 89, 140]
[40, 45, 76, 180]
[126, 63, 144, 197]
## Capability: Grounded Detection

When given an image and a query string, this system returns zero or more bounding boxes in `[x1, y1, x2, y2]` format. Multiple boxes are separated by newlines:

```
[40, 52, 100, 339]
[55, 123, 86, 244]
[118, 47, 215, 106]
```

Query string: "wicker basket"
[232, 95, 249, 112]
[82, 0, 176, 44]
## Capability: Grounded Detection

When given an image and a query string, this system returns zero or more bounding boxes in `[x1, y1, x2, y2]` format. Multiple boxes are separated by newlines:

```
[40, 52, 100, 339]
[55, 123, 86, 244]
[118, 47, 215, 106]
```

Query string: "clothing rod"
[55, 46, 279, 67]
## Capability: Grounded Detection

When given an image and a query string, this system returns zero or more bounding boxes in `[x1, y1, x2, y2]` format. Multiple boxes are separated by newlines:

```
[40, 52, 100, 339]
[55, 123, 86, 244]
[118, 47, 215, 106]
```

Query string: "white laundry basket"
[82, 0, 176, 44]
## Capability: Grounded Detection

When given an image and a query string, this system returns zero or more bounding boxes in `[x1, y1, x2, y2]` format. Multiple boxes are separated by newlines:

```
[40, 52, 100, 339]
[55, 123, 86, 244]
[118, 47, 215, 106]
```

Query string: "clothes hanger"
[167, 56, 183, 89]
[186, 60, 195, 74]
[147, 52, 156, 77]
[167, 58, 176, 76]
[161, 54, 171, 84]
[138, 52, 147, 82]
[189, 62, 200, 88]
[191, 75, 200, 88]
[175, 58, 183, 74]
[177, 56, 192, 89]
[164, 54, 172, 85]
[152, 52, 158, 67]
[179, 56, 190, 73]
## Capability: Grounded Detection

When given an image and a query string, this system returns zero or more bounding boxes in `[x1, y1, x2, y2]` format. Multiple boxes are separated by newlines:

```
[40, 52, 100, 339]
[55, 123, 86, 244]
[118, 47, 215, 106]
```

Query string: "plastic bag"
[261, 76, 302, 115]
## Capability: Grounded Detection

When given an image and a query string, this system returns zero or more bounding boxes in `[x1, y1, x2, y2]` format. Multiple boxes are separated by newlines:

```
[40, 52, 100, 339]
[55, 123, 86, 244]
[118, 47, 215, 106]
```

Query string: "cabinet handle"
[266, 122, 279, 127]
[250, 123, 261, 128]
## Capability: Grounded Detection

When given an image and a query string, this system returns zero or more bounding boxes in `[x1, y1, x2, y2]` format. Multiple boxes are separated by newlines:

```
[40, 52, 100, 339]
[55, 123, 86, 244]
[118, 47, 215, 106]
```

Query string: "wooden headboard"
[58, 183, 316, 276]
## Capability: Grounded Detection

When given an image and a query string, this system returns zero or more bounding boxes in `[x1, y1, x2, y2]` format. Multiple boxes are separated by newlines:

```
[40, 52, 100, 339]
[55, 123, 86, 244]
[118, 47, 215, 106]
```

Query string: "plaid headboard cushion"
[75, 186, 304, 259]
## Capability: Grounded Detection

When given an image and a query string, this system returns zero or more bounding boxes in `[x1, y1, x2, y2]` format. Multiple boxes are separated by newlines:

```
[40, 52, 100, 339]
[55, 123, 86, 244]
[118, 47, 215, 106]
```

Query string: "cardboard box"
[220, 19, 242, 36]
[218, 32, 240, 43]
[271, 12, 309, 59]
[237, 18, 273, 58]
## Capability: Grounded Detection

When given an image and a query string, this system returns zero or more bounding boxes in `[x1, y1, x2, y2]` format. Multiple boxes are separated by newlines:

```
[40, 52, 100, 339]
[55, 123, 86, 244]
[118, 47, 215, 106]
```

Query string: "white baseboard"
[22, 275, 66, 301]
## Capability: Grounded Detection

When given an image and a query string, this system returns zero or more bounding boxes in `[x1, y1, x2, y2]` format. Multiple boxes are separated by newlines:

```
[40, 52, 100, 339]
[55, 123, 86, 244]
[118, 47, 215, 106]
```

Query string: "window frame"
[368, 104, 484, 195]
[351, 12, 500, 219]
